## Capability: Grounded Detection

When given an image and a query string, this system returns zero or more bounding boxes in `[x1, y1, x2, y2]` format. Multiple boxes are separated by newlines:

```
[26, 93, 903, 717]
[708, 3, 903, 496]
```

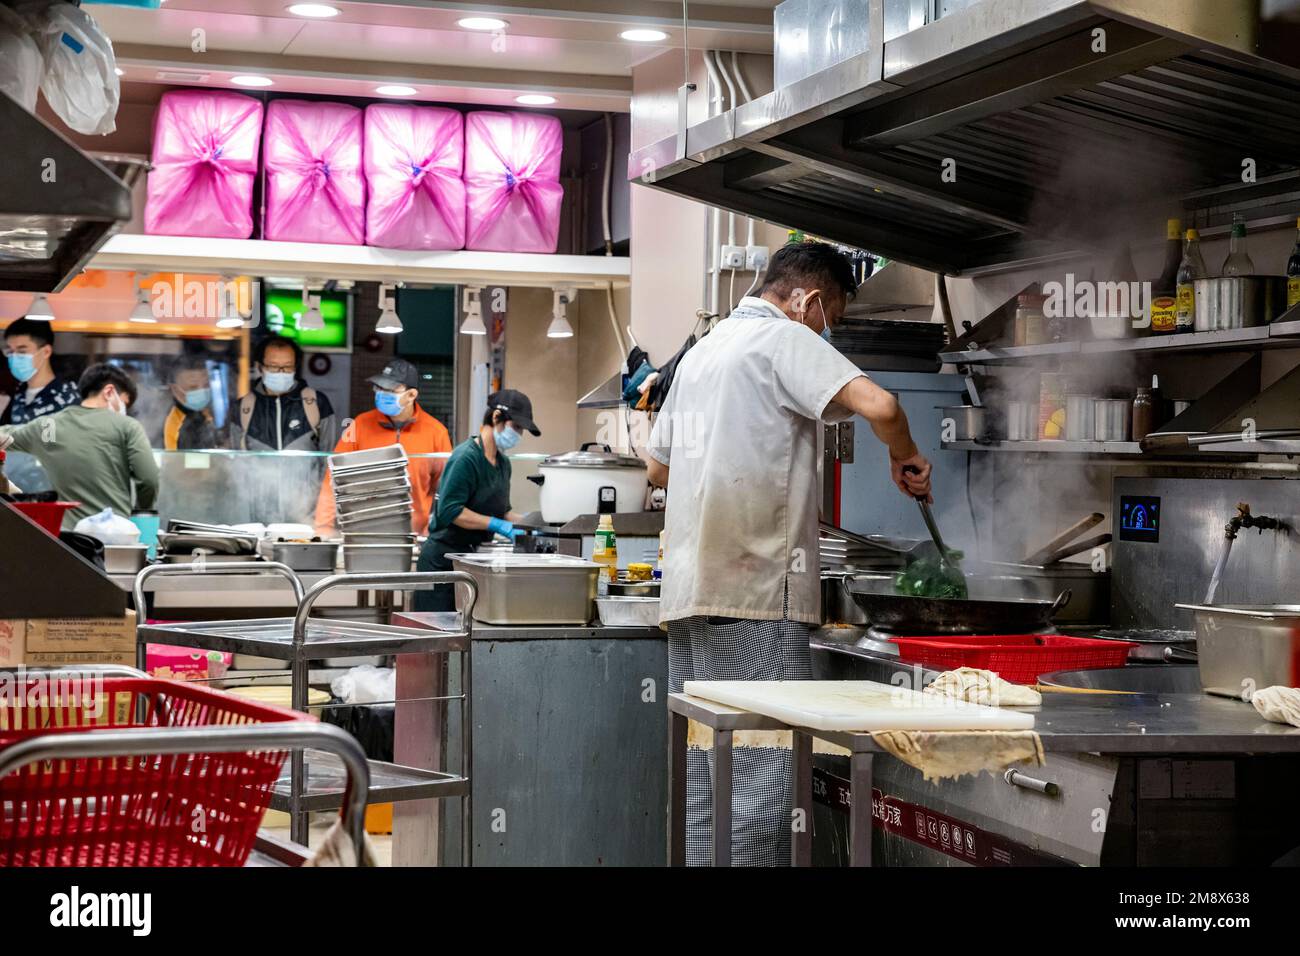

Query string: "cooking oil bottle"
[593, 514, 618, 597]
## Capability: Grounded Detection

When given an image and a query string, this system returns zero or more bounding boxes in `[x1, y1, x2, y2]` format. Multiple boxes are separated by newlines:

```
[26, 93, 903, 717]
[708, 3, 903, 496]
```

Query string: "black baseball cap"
[489, 388, 540, 436]
[368, 358, 420, 391]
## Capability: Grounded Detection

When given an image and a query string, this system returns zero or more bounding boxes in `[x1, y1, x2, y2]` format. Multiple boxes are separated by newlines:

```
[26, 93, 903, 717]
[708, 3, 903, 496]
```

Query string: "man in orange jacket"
[314, 359, 453, 534]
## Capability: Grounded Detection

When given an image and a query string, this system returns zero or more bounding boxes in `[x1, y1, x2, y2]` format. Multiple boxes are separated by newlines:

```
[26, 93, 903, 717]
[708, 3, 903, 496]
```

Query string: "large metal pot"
[1192, 276, 1288, 331]
[528, 443, 648, 524]
[1174, 603, 1300, 697]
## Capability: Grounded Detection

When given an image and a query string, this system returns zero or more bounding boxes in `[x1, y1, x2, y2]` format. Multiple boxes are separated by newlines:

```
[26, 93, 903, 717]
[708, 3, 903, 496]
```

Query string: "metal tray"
[342, 544, 414, 572]
[269, 541, 340, 572]
[329, 445, 407, 472]
[103, 544, 148, 574]
[335, 487, 413, 513]
[331, 460, 410, 488]
[330, 473, 411, 498]
[450, 553, 599, 625]
[596, 596, 660, 627]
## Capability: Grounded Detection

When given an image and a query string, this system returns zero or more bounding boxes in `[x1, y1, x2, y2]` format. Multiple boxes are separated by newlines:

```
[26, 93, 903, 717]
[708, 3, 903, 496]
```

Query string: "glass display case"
[9, 449, 548, 530]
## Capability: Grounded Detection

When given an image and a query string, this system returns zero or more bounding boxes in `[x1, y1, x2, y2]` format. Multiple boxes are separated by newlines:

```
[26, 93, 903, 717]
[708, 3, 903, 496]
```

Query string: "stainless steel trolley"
[133, 564, 477, 864]
[0, 665, 371, 866]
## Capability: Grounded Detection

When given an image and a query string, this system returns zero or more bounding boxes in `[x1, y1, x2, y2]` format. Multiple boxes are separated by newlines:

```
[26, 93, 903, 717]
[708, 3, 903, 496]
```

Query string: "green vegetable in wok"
[893, 551, 968, 600]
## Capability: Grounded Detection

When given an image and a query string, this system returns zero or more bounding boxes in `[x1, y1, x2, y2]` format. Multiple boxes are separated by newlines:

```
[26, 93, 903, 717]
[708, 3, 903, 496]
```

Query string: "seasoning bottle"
[1132, 387, 1155, 442]
[593, 514, 618, 597]
[1286, 216, 1300, 311]
[1222, 214, 1255, 276]
[1148, 217, 1181, 335]
[1014, 291, 1047, 346]
[1176, 228, 1206, 332]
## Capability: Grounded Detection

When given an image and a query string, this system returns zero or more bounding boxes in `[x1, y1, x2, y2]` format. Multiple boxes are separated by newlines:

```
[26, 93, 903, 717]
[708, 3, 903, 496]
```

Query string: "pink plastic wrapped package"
[364, 104, 465, 250]
[464, 111, 564, 253]
[263, 100, 366, 245]
[145, 90, 263, 239]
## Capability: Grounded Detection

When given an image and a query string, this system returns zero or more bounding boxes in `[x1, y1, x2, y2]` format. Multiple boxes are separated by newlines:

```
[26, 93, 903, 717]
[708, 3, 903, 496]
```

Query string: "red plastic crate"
[0, 677, 311, 867]
[890, 633, 1137, 685]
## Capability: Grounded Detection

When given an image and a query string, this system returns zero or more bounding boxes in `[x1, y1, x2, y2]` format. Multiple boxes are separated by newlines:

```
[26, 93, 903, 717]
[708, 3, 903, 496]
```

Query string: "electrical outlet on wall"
[745, 244, 770, 272]
[720, 244, 746, 270]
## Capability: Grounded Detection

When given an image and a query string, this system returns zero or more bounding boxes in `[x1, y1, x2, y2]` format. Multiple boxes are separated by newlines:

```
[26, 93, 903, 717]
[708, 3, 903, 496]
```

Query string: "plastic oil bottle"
[593, 514, 619, 597]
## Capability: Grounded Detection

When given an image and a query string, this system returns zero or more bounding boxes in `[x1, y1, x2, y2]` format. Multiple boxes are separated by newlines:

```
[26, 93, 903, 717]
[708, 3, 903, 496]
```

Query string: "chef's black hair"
[759, 241, 859, 303]
[78, 363, 138, 406]
[3, 317, 55, 349]
[167, 352, 209, 383]
[253, 334, 303, 376]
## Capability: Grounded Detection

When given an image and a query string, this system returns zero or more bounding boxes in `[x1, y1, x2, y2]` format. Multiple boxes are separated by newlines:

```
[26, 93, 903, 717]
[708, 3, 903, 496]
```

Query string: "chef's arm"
[832, 376, 932, 499]
[126, 423, 161, 509]
[647, 458, 669, 489]
[451, 507, 524, 530]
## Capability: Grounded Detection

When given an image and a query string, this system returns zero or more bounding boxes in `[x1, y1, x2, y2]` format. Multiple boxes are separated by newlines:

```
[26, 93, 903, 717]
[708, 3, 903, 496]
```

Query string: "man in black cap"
[413, 387, 541, 611]
[314, 358, 453, 534]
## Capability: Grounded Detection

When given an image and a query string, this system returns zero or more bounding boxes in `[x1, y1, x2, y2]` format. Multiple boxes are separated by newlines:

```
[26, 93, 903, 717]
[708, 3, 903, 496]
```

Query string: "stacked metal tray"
[331, 445, 416, 571]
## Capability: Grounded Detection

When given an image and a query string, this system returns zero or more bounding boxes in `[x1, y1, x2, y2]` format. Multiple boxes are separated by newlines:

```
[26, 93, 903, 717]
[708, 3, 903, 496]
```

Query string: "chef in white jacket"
[647, 241, 932, 866]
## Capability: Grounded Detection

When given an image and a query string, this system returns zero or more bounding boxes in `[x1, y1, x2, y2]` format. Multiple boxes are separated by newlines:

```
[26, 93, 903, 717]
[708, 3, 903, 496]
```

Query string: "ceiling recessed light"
[286, 3, 340, 17]
[375, 85, 417, 97]
[515, 94, 556, 106]
[620, 28, 668, 42]
[231, 75, 273, 87]
[458, 16, 508, 31]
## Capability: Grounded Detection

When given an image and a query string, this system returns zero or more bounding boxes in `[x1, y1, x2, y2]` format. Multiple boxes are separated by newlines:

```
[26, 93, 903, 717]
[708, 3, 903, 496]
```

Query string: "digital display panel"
[1119, 495, 1161, 543]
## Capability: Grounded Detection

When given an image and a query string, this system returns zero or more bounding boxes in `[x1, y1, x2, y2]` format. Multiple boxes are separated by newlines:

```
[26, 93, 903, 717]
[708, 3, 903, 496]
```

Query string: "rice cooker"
[528, 444, 649, 524]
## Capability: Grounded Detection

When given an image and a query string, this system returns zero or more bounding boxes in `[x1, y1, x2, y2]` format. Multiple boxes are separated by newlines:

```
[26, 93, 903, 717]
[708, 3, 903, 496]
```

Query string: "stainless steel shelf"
[269, 750, 468, 814]
[941, 324, 1300, 365]
[944, 439, 1143, 455]
[139, 617, 469, 662]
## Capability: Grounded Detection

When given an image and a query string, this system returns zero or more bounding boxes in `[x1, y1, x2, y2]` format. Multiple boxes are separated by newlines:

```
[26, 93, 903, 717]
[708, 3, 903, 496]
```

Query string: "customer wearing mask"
[413, 389, 540, 612]
[2, 318, 80, 425]
[0, 364, 160, 528]
[162, 353, 223, 450]
[230, 335, 338, 451]
[314, 358, 453, 535]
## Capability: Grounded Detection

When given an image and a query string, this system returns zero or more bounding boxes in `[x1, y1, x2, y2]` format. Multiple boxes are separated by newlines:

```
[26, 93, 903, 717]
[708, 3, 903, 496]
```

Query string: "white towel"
[303, 817, 377, 868]
[924, 667, 1042, 707]
[1252, 685, 1300, 728]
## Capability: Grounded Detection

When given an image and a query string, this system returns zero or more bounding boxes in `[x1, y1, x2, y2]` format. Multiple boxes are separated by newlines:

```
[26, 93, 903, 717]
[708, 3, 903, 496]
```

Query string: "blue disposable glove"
[487, 517, 522, 539]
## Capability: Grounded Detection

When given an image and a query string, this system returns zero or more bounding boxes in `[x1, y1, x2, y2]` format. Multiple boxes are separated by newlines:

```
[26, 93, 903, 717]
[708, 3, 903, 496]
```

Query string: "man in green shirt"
[0, 364, 160, 529]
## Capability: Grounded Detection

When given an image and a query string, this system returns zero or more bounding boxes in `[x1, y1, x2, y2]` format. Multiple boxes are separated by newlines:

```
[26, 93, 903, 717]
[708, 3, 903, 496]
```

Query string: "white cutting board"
[683, 680, 1035, 732]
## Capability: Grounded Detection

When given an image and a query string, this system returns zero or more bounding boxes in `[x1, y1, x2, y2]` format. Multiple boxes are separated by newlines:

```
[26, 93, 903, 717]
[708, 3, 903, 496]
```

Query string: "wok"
[846, 573, 1071, 634]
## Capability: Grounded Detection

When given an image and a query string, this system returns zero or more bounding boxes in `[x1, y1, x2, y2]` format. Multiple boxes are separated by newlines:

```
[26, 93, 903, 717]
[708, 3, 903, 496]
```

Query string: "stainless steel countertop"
[393, 611, 663, 641]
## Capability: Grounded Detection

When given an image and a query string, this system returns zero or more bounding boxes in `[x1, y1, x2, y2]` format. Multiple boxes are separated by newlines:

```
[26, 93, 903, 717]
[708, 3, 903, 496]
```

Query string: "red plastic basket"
[890, 634, 1138, 685]
[0, 677, 310, 867]
[9, 500, 80, 537]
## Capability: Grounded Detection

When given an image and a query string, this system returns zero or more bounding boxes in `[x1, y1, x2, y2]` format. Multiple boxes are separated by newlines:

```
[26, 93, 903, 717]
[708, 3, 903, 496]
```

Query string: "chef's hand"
[0, 432, 11, 451]
[487, 517, 524, 539]
[892, 453, 933, 503]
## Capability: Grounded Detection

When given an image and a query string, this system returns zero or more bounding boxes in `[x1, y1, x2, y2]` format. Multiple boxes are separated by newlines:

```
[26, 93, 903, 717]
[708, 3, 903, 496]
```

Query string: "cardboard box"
[0, 612, 136, 668]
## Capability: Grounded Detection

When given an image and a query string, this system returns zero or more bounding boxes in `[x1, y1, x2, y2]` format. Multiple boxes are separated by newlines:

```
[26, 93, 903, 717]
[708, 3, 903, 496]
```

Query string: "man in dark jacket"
[162, 353, 223, 450]
[230, 335, 339, 451]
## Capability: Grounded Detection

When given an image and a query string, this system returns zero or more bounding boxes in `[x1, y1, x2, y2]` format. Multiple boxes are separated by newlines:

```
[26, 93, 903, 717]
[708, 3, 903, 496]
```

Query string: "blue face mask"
[183, 388, 212, 412]
[495, 423, 521, 451]
[375, 389, 404, 417]
[7, 353, 37, 383]
[262, 371, 296, 394]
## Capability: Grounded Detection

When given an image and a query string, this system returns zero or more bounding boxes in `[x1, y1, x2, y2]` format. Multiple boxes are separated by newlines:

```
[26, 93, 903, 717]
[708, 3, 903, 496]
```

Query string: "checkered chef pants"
[667, 608, 813, 867]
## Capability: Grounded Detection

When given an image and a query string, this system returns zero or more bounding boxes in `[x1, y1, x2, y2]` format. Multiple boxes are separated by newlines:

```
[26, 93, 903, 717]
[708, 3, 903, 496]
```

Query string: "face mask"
[105, 389, 127, 417]
[183, 388, 212, 412]
[495, 423, 521, 451]
[374, 389, 404, 417]
[262, 371, 296, 394]
[7, 353, 37, 383]
[806, 296, 831, 340]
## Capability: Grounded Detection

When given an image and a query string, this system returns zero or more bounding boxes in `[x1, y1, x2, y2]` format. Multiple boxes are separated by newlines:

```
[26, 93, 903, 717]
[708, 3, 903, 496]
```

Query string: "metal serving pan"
[1174, 603, 1300, 697]
[847, 573, 1070, 635]
[329, 444, 407, 472]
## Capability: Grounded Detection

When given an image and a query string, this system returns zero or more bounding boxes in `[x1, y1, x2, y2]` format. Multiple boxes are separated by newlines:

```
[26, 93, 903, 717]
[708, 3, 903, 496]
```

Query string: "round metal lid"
[541, 446, 646, 469]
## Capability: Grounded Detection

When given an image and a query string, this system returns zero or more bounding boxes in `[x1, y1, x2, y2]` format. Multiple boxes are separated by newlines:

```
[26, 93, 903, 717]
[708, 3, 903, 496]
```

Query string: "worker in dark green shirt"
[414, 389, 540, 612]
[0, 364, 160, 529]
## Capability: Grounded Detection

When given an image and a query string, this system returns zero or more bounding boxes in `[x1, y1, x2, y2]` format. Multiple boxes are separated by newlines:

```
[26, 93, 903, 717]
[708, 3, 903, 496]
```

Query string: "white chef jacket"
[648, 296, 866, 625]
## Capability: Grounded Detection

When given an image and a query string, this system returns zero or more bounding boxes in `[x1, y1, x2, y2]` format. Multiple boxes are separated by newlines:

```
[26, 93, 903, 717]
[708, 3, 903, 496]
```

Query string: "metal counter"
[394, 612, 667, 866]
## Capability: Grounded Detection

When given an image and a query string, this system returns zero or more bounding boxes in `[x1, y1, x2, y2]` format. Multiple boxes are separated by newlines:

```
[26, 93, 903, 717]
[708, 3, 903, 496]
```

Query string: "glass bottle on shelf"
[1221, 214, 1255, 276]
[1148, 217, 1182, 335]
[1176, 228, 1206, 333]
[1286, 216, 1300, 312]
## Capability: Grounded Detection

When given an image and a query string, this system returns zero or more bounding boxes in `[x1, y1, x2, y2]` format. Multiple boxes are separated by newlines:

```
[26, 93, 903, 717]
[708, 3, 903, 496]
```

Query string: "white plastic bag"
[330, 665, 395, 705]
[74, 507, 141, 545]
[34, 2, 120, 134]
[0, 6, 43, 112]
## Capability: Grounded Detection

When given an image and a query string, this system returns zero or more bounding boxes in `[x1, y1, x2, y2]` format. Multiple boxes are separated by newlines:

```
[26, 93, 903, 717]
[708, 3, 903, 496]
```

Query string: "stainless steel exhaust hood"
[630, 0, 1300, 276]
[0, 93, 138, 293]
